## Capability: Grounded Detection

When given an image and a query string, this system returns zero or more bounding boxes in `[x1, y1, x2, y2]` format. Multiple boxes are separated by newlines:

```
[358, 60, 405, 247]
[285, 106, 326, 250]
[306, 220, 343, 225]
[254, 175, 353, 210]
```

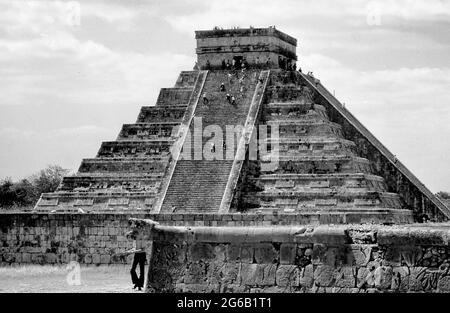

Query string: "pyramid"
[35, 27, 449, 224]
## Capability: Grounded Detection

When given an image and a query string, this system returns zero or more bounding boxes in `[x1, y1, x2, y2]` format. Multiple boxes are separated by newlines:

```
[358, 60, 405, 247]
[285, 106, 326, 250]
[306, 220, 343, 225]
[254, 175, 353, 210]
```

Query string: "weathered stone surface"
[240, 245, 254, 263]
[391, 266, 410, 291]
[349, 245, 372, 267]
[335, 267, 356, 288]
[254, 243, 278, 264]
[188, 243, 214, 261]
[374, 266, 393, 290]
[241, 263, 277, 286]
[276, 265, 300, 287]
[409, 267, 439, 292]
[314, 265, 336, 287]
[299, 264, 314, 288]
[437, 274, 450, 292]
[280, 243, 296, 264]
[184, 261, 209, 284]
[357, 267, 375, 288]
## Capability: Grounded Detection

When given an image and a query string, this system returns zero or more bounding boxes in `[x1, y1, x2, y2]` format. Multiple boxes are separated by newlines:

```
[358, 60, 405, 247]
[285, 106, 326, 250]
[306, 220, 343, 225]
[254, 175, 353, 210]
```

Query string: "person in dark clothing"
[124, 230, 147, 291]
[226, 93, 231, 103]
[221, 59, 226, 70]
[202, 92, 209, 105]
[130, 250, 146, 290]
[220, 82, 226, 92]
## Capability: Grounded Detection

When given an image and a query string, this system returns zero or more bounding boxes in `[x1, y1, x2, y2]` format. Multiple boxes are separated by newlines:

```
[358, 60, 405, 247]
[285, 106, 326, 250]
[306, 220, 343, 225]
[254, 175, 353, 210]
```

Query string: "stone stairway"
[160, 70, 261, 213]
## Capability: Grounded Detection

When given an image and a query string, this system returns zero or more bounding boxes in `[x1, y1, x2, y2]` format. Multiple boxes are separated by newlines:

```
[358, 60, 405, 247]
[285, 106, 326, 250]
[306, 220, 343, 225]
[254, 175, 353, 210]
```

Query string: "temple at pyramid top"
[195, 26, 297, 70]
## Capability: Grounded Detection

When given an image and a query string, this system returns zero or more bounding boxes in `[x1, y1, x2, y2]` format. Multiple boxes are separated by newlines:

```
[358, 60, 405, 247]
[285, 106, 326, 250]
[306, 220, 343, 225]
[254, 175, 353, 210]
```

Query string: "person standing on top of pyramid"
[202, 92, 209, 105]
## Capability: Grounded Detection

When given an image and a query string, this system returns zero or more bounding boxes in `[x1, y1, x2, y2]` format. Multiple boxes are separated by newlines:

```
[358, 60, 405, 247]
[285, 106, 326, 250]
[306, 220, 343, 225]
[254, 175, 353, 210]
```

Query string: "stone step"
[156, 87, 193, 106]
[136, 105, 187, 123]
[252, 173, 387, 191]
[78, 158, 169, 173]
[117, 123, 179, 140]
[97, 140, 174, 158]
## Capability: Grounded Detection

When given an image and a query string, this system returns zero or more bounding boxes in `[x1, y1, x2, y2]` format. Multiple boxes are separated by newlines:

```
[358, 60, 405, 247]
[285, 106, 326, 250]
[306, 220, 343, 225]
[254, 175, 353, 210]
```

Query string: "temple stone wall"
[0, 211, 413, 266]
[144, 223, 450, 293]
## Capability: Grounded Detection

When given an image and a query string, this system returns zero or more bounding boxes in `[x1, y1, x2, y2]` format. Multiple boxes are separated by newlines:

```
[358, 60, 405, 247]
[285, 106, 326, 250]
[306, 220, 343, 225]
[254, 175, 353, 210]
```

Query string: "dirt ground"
[0, 264, 140, 293]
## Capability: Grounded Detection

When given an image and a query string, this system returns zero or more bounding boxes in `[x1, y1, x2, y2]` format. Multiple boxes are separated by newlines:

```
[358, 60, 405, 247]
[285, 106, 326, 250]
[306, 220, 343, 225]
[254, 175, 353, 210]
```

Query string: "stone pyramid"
[35, 27, 449, 224]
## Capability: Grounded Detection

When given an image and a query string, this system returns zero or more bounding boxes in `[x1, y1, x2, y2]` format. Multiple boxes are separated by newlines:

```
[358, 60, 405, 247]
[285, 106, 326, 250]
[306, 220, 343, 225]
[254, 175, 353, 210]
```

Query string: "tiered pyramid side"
[34, 71, 203, 212]
[231, 70, 449, 223]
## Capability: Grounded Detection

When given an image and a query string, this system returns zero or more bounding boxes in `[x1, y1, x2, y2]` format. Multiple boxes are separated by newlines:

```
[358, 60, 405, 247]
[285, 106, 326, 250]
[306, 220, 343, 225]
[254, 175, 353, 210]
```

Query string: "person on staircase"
[202, 92, 209, 105]
[226, 93, 231, 103]
[220, 82, 226, 92]
[231, 95, 236, 106]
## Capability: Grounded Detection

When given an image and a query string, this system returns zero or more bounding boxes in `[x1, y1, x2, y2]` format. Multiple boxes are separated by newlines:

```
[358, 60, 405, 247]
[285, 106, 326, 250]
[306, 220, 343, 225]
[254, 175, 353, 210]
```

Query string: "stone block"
[188, 243, 214, 261]
[241, 263, 277, 286]
[100, 254, 110, 264]
[391, 266, 410, 291]
[184, 261, 209, 284]
[254, 243, 278, 264]
[299, 264, 314, 288]
[348, 245, 372, 267]
[437, 275, 450, 292]
[276, 265, 300, 287]
[213, 244, 227, 262]
[226, 244, 240, 262]
[22, 253, 31, 263]
[374, 266, 393, 290]
[220, 284, 247, 293]
[240, 245, 254, 263]
[45, 253, 57, 264]
[314, 265, 336, 287]
[409, 267, 439, 292]
[84, 254, 93, 264]
[92, 254, 101, 264]
[335, 267, 356, 288]
[280, 243, 296, 264]
[357, 267, 375, 288]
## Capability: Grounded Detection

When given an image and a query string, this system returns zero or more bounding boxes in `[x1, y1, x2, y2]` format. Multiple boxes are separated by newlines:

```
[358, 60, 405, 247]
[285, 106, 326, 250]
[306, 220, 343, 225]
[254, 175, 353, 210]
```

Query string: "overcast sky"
[0, 0, 449, 192]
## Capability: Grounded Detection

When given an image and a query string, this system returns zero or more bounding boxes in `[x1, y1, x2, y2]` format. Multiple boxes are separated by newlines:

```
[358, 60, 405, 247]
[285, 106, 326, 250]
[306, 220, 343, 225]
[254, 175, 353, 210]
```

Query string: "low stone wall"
[0, 213, 145, 265]
[139, 221, 450, 293]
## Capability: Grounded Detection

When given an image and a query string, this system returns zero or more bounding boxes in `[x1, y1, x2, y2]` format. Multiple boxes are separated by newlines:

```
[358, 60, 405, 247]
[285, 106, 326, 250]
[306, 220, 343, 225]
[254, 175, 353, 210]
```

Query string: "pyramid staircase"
[160, 70, 265, 213]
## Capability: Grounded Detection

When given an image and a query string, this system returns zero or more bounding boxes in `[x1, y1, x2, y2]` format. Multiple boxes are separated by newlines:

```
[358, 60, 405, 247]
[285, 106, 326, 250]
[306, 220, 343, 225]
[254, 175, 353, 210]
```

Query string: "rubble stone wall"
[145, 223, 450, 293]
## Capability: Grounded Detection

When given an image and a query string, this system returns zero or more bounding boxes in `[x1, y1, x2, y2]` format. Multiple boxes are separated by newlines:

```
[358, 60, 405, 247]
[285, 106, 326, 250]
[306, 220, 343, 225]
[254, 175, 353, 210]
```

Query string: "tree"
[0, 165, 70, 210]
[0, 178, 16, 207]
[30, 165, 69, 197]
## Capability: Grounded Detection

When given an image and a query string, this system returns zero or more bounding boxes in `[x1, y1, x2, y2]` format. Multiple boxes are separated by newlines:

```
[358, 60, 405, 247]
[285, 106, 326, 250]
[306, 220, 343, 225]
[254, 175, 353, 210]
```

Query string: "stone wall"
[140, 221, 450, 293]
[0, 211, 415, 266]
[0, 213, 142, 265]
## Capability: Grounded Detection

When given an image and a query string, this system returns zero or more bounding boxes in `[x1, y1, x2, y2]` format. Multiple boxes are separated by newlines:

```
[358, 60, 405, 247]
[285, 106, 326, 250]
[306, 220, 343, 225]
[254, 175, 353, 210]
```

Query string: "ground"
[0, 264, 137, 293]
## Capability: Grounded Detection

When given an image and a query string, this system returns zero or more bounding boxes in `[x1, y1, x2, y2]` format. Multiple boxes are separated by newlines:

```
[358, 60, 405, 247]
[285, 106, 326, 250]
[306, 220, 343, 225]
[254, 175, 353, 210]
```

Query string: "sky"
[0, 0, 449, 192]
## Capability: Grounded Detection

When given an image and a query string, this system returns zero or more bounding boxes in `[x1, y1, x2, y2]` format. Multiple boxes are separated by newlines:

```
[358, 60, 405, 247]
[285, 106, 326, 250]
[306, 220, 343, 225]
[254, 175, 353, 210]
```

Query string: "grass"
[0, 264, 138, 293]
